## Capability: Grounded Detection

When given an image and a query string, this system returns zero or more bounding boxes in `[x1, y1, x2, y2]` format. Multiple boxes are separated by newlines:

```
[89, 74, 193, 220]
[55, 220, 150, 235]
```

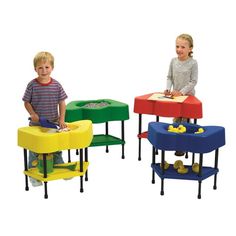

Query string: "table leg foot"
[152, 170, 155, 184]
[197, 181, 202, 199]
[160, 178, 164, 195]
[25, 175, 29, 191]
[44, 182, 48, 199]
[80, 176, 84, 193]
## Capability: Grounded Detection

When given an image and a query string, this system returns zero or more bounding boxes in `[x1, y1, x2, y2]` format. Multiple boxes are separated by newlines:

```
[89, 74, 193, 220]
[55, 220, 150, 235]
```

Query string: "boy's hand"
[30, 113, 39, 122]
[59, 120, 67, 129]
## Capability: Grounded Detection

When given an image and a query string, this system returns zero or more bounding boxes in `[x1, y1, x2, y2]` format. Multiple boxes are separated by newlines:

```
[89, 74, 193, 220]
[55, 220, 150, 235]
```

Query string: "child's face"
[176, 38, 192, 61]
[35, 60, 53, 81]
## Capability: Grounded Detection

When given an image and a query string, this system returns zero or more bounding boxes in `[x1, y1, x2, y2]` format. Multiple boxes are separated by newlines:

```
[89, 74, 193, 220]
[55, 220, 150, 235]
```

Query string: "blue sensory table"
[148, 122, 225, 199]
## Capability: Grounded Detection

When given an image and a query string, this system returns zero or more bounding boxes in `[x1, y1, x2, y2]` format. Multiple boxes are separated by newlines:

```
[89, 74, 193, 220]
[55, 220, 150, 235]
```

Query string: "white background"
[1, 0, 235, 235]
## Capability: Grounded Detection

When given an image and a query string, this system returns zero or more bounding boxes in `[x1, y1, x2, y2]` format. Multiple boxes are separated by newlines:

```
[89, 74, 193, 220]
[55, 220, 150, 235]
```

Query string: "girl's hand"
[171, 90, 183, 97]
[164, 89, 171, 95]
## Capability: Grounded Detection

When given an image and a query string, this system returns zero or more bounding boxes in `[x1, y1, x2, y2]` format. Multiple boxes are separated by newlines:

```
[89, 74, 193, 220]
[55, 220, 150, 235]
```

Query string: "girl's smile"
[176, 38, 192, 61]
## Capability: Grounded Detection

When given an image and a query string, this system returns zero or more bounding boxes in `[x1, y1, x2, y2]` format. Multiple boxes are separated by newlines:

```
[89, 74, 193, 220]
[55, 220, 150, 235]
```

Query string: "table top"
[148, 122, 225, 153]
[134, 92, 202, 119]
[66, 99, 129, 123]
[18, 120, 93, 153]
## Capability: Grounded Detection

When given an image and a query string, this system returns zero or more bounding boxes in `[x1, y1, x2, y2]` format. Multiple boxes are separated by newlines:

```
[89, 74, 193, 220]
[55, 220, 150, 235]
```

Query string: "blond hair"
[176, 34, 194, 57]
[33, 51, 54, 68]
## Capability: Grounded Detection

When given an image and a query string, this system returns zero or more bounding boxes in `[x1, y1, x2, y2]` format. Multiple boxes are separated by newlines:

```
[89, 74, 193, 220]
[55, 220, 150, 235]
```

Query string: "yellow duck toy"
[160, 161, 170, 170]
[168, 124, 186, 133]
[192, 163, 200, 173]
[173, 160, 183, 169]
[194, 128, 204, 134]
[177, 165, 188, 174]
[174, 160, 188, 174]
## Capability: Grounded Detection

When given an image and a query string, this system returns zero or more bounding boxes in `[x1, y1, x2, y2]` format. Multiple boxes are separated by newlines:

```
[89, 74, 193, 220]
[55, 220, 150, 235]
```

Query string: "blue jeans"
[28, 151, 64, 169]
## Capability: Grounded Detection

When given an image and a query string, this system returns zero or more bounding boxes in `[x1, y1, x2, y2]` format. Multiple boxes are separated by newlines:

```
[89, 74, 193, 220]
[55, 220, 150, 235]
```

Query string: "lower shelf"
[24, 161, 89, 181]
[151, 163, 218, 181]
[90, 134, 125, 147]
[137, 131, 148, 139]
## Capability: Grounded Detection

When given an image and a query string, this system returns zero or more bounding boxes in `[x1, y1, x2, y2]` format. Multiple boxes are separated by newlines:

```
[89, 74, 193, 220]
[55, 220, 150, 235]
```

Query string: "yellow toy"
[168, 124, 186, 133]
[177, 165, 189, 174]
[194, 128, 204, 134]
[192, 163, 200, 173]
[173, 160, 183, 169]
[160, 161, 170, 170]
[173, 160, 188, 174]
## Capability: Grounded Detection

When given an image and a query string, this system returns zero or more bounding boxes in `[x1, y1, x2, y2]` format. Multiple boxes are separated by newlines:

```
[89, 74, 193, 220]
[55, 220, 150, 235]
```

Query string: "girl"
[164, 34, 198, 156]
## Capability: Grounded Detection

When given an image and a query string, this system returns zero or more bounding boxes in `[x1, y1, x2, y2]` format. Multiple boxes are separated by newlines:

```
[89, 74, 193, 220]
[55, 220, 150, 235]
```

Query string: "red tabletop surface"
[134, 92, 202, 119]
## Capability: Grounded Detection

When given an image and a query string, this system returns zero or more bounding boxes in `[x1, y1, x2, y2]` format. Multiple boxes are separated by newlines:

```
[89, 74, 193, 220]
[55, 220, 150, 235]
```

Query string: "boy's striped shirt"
[23, 78, 67, 122]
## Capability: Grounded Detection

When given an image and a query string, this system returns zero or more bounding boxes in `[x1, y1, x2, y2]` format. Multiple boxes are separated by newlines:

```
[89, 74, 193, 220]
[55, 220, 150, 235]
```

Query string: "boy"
[23, 51, 68, 186]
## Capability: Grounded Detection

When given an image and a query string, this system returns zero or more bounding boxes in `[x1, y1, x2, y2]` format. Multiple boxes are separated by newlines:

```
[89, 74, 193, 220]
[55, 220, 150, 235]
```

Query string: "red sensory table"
[133, 92, 203, 160]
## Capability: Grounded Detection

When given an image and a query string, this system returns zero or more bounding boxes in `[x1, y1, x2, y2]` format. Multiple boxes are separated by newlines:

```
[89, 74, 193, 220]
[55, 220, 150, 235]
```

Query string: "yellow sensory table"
[18, 120, 93, 198]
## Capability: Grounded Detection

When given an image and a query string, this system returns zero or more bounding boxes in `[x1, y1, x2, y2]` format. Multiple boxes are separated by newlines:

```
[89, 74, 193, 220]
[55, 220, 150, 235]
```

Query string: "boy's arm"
[24, 101, 39, 122]
[58, 100, 67, 128]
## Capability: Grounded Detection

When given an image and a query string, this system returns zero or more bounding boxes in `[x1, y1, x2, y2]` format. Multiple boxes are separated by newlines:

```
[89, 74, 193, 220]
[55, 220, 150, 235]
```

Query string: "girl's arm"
[180, 61, 198, 95]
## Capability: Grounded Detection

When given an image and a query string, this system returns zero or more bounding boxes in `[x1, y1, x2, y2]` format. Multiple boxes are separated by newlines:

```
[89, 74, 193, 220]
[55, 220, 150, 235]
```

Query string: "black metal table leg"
[152, 146, 156, 184]
[138, 138, 141, 161]
[121, 120, 125, 159]
[105, 122, 109, 153]
[160, 150, 165, 195]
[213, 148, 219, 190]
[85, 148, 88, 181]
[161, 178, 164, 195]
[191, 120, 197, 164]
[198, 181, 202, 199]
[192, 153, 195, 165]
[155, 116, 159, 155]
[43, 154, 48, 199]
[44, 182, 48, 199]
[68, 149, 71, 163]
[23, 149, 29, 191]
[80, 176, 84, 193]
[138, 114, 142, 161]
[197, 153, 203, 199]
[79, 149, 84, 192]
[161, 150, 165, 175]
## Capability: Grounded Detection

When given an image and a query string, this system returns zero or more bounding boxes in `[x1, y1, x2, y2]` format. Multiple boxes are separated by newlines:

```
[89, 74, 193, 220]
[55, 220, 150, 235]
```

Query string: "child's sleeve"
[166, 59, 173, 90]
[22, 82, 32, 102]
[180, 61, 198, 95]
[58, 83, 68, 102]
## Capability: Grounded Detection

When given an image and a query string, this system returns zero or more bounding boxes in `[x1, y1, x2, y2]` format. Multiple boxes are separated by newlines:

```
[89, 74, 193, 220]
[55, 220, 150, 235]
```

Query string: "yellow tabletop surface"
[18, 120, 93, 153]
